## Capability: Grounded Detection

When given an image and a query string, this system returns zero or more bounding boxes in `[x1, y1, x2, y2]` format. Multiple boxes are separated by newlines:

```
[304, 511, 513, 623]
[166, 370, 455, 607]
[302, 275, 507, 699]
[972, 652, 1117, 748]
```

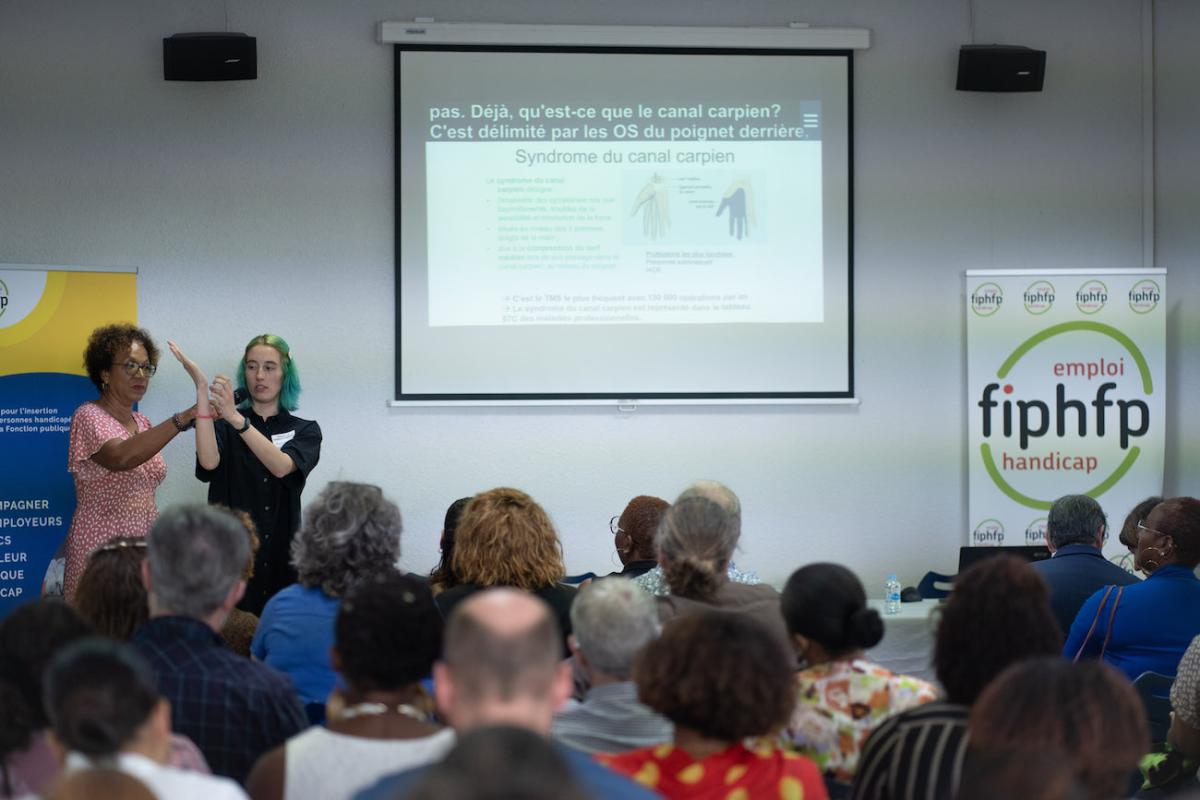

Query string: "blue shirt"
[133, 615, 308, 783]
[251, 583, 340, 706]
[1063, 564, 1200, 680]
[1030, 543, 1140, 639]
[353, 740, 658, 800]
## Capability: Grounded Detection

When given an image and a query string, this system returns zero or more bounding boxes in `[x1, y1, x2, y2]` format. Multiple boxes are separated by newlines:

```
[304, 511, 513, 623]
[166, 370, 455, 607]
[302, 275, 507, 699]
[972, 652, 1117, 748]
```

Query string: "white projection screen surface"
[395, 43, 854, 402]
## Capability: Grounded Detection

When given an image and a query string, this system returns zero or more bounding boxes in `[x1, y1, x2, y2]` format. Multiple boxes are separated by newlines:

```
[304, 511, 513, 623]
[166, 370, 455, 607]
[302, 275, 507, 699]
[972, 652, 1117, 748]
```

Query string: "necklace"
[337, 702, 428, 723]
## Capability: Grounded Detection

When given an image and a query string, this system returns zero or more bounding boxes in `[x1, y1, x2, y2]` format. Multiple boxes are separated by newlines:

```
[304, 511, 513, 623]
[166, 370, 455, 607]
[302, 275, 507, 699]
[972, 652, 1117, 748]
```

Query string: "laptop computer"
[958, 545, 1052, 574]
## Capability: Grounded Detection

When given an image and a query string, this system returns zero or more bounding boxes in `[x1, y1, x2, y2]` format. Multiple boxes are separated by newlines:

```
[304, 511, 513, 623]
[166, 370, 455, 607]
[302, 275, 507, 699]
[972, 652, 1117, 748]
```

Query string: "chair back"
[917, 570, 955, 600]
[1133, 670, 1174, 744]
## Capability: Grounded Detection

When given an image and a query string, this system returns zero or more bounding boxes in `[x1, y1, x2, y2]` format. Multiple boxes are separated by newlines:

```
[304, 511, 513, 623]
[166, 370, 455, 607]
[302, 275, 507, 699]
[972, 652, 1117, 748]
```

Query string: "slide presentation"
[396, 47, 852, 400]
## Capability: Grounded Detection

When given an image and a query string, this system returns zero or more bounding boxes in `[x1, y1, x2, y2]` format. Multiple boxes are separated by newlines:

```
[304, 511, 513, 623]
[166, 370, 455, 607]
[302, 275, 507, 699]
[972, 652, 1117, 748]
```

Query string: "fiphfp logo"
[977, 321, 1152, 509]
[1023, 280, 1055, 315]
[1024, 517, 1048, 545]
[0, 279, 8, 319]
[1075, 280, 1108, 315]
[971, 283, 1003, 317]
[1129, 279, 1160, 315]
[972, 518, 1005, 545]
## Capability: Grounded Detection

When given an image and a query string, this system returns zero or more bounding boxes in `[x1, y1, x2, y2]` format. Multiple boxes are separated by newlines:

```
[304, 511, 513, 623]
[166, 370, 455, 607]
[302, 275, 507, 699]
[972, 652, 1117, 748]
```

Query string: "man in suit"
[1031, 494, 1140, 639]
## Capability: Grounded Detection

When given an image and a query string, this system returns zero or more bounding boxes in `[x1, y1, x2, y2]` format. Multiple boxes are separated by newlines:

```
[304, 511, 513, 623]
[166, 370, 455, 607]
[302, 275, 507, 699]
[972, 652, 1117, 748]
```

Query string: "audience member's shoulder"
[558, 746, 659, 799]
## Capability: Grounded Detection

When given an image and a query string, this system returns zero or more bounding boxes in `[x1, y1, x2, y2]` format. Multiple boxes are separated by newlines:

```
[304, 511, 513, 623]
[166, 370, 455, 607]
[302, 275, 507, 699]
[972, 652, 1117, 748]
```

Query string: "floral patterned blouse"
[786, 659, 938, 784]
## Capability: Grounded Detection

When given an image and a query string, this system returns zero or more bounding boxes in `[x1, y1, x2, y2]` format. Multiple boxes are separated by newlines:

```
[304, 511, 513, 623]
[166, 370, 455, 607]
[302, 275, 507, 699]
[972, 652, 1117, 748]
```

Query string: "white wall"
[1, 0, 1195, 589]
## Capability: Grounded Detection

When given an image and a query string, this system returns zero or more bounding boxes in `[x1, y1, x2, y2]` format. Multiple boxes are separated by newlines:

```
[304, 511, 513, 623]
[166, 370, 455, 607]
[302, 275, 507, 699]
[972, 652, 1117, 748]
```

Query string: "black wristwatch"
[235, 416, 252, 434]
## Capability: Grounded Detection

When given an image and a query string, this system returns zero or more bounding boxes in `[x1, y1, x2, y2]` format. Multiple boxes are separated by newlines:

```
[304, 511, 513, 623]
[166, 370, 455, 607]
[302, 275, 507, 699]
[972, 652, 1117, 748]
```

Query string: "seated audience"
[71, 537, 149, 640]
[852, 556, 1063, 800]
[43, 639, 247, 800]
[435, 488, 577, 654]
[968, 658, 1147, 800]
[552, 578, 672, 753]
[133, 504, 307, 782]
[599, 609, 826, 799]
[253, 482, 403, 718]
[607, 495, 668, 579]
[1136, 633, 1200, 796]
[1065, 496, 1200, 679]
[0, 600, 93, 799]
[652, 482, 790, 654]
[782, 563, 936, 787]
[407, 726, 590, 800]
[245, 573, 454, 800]
[355, 589, 656, 800]
[1031, 494, 1140, 637]
[428, 496, 472, 595]
[220, 509, 262, 657]
[1119, 496, 1167, 575]
[45, 768, 156, 800]
[634, 480, 761, 597]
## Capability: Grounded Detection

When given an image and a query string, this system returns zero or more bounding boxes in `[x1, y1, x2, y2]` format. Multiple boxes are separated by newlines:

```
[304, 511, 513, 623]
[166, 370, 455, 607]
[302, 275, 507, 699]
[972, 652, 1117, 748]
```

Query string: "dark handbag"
[1072, 584, 1125, 662]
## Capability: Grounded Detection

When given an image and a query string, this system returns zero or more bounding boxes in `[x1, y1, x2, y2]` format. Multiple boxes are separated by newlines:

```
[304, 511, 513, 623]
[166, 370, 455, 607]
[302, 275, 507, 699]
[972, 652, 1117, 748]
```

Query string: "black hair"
[0, 600, 94, 768]
[336, 572, 443, 691]
[429, 497, 472, 591]
[781, 563, 884, 655]
[43, 639, 160, 758]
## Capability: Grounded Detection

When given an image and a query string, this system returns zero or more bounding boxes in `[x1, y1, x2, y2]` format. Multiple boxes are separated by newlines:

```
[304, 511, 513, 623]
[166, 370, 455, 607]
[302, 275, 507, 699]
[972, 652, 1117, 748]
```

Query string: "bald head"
[443, 589, 562, 703]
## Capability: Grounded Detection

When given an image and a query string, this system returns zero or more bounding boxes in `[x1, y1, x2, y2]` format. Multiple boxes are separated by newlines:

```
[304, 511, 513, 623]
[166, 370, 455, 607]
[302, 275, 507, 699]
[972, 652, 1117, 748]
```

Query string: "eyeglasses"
[1137, 521, 1167, 539]
[610, 515, 624, 536]
[96, 538, 149, 554]
[115, 360, 157, 377]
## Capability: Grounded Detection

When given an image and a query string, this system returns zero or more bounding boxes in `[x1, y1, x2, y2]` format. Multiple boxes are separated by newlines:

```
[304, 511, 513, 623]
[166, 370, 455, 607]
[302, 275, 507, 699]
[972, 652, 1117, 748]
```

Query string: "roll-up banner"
[966, 269, 1166, 553]
[0, 266, 138, 618]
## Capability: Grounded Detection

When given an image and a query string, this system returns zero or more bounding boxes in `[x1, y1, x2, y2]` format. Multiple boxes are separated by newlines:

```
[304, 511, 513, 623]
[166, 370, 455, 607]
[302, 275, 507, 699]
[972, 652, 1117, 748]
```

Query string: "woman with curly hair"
[251, 482, 402, 720]
[63, 324, 197, 599]
[598, 610, 827, 799]
[71, 537, 150, 641]
[171, 334, 322, 615]
[434, 487, 576, 654]
[851, 556, 1063, 800]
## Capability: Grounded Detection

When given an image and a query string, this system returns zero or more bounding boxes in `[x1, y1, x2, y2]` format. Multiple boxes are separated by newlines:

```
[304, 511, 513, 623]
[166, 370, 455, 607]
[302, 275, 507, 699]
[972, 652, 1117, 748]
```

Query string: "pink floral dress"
[64, 402, 166, 599]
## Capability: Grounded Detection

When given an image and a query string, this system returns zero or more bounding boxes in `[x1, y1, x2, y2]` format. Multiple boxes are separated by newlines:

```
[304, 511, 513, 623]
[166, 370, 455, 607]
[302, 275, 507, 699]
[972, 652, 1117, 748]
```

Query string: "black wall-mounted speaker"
[956, 45, 1045, 92]
[163, 33, 257, 81]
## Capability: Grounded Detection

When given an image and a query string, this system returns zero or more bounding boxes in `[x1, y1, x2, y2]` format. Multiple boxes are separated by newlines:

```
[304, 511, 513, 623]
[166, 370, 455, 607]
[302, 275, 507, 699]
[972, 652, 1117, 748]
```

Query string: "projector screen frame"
[391, 25, 861, 405]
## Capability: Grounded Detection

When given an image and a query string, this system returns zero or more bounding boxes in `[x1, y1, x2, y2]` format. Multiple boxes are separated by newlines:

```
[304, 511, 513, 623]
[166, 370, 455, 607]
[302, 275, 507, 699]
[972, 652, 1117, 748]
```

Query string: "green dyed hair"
[236, 334, 302, 411]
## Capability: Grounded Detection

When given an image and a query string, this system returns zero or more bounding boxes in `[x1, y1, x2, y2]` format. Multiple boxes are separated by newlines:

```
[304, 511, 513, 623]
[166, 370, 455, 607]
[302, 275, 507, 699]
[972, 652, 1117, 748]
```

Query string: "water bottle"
[884, 574, 902, 615]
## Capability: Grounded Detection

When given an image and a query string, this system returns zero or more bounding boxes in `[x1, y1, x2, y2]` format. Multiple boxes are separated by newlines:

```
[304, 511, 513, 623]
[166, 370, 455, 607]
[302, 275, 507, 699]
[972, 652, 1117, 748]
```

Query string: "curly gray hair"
[291, 482, 402, 598]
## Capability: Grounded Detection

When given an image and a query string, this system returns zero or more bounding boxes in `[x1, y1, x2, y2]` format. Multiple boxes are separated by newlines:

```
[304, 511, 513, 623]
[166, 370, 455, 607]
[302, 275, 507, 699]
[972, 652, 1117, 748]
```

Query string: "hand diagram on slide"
[716, 179, 756, 240]
[631, 174, 670, 240]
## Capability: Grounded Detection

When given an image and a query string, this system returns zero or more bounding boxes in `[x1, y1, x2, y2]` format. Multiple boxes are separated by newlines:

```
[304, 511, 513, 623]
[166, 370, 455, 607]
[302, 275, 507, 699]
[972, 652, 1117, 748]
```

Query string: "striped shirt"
[551, 682, 672, 754]
[850, 701, 969, 800]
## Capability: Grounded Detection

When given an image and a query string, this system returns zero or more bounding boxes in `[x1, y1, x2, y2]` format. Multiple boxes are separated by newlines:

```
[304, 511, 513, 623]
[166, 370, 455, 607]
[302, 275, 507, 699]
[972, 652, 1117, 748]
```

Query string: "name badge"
[271, 431, 296, 449]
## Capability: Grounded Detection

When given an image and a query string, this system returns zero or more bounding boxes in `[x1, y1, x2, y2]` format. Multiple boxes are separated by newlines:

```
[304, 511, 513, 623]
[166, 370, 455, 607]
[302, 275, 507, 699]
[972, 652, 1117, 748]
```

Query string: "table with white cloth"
[865, 598, 942, 687]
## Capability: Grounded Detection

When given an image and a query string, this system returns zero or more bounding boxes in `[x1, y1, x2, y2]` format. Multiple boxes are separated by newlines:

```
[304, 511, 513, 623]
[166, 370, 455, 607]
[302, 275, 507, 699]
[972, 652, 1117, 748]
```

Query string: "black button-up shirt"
[196, 408, 321, 614]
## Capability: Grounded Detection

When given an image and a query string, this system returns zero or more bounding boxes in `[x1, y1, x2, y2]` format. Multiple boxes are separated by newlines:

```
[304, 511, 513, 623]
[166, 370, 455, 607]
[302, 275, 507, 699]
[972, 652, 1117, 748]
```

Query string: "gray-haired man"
[552, 577, 672, 753]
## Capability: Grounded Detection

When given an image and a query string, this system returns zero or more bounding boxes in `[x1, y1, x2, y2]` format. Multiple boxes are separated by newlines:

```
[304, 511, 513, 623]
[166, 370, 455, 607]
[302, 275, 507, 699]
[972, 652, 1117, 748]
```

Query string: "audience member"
[955, 749, 1088, 800]
[599, 609, 826, 798]
[245, 573, 453, 800]
[44, 767, 156, 800]
[1065, 497, 1200, 679]
[652, 483, 790, 654]
[1136, 633, 1200, 796]
[968, 658, 1147, 800]
[852, 556, 1063, 800]
[133, 504, 307, 782]
[429, 496, 471, 595]
[552, 578, 671, 753]
[1119, 496, 1166, 574]
[782, 563, 936, 787]
[220, 508, 262, 657]
[1031, 494, 1140, 638]
[406, 726, 591, 800]
[355, 589, 656, 800]
[71, 537, 149, 640]
[0, 600, 93, 799]
[252, 481, 403, 718]
[43, 639, 247, 800]
[634, 480, 761, 597]
[435, 488, 577, 654]
[606, 495, 668, 579]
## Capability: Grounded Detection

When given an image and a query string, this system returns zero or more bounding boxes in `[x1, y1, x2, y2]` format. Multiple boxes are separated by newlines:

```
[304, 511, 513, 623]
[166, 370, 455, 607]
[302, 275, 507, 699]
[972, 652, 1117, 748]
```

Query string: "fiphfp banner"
[966, 269, 1165, 551]
[0, 266, 138, 618]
